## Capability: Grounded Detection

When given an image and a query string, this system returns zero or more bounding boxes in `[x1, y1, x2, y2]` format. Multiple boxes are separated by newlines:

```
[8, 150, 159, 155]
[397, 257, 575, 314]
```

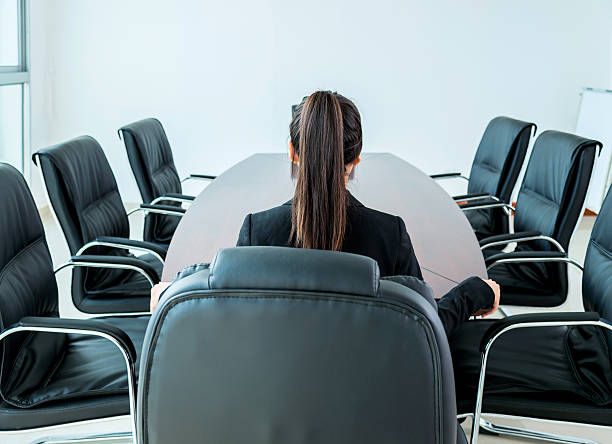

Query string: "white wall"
[29, 0, 612, 205]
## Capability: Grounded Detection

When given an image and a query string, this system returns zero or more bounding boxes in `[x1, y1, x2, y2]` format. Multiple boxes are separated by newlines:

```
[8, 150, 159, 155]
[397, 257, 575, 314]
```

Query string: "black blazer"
[236, 192, 494, 337]
[237, 193, 422, 278]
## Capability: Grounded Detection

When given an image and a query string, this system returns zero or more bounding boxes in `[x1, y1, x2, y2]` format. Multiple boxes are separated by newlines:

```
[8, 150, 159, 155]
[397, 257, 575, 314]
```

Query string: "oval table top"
[163, 153, 487, 297]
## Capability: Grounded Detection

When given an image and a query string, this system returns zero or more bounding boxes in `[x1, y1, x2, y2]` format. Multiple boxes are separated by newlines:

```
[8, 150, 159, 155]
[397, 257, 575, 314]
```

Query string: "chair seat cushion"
[0, 316, 148, 429]
[87, 253, 162, 297]
[80, 254, 162, 313]
[0, 393, 129, 431]
[483, 246, 566, 306]
[465, 208, 495, 240]
[451, 319, 612, 425]
[146, 212, 181, 244]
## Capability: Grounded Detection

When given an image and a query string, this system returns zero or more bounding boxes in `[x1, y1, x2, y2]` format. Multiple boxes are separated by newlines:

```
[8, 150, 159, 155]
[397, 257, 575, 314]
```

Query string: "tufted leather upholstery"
[0, 164, 63, 405]
[35, 136, 130, 252]
[464, 117, 535, 239]
[34, 136, 161, 313]
[487, 130, 599, 307]
[583, 184, 612, 355]
[0, 163, 149, 431]
[138, 247, 460, 444]
[120, 118, 182, 245]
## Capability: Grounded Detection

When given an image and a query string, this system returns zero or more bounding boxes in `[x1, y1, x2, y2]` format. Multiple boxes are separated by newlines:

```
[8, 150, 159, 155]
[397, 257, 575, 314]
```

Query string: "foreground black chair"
[461, 130, 601, 307]
[451, 182, 612, 444]
[432, 116, 536, 239]
[119, 118, 216, 245]
[0, 163, 146, 443]
[138, 246, 461, 444]
[33, 136, 185, 314]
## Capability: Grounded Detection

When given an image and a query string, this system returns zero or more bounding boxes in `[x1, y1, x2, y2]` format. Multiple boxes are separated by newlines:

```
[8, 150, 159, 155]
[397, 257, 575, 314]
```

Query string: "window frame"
[0, 0, 29, 173]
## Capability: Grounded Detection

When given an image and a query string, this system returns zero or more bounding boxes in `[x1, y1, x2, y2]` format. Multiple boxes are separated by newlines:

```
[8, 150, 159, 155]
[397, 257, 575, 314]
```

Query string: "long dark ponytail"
[289, 91, 362, 251]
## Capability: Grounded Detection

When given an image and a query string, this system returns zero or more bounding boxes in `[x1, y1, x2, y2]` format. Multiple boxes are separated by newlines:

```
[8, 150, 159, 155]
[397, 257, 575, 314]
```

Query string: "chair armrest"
[150, 193, 195, 205]
[430, 172, 469, 181]
[14, 316, 137, 362]
[158, 193, 195, 203]
[76, 237, 166, 266]
[480, 231, 565, 252]
[479, 231, 541, 247]
[181, 173, 216, 183]
[93, 237, 166, 260]
[1, 316, 139, 439]
[485, 251, 583, 272]
[164, 193, 195, 201]
[479, 312, 601, 352]
[453, 193, 492, 203]
[459, 198, 514, 211]
[141, 203, 186, 214]
[127, 203, 186, 218]
[54, 255, 160, 286]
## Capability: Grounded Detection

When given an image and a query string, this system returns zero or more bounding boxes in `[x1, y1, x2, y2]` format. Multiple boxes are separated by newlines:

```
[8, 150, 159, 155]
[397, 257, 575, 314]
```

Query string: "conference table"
[163, 153, 487, 297]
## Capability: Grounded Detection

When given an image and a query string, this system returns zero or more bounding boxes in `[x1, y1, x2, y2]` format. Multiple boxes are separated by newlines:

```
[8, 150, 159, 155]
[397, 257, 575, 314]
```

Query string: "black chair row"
[435, 117, 601, 310]
[432, 116, 536, 240]
[453, 180, 612, 443]
[0, 113, 610, 443]
[0, 163, 460, 443]
[31, 119, 214, 315]
[432, 118, 610, 443]
[35, 115, 601, 317]
[3, 160, 612, 443]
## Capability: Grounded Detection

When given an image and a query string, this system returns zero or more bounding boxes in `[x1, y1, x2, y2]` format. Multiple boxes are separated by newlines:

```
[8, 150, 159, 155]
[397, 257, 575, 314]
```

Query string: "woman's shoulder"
[347, 193, 401, 225]
[350, 202, 403, 230]
[238, 202, 292, 246]
[249, 202, 292, 223]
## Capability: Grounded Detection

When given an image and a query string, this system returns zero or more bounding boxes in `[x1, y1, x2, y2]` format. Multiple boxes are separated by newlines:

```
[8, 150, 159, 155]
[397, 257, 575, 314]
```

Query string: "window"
[0, 0, 28, 172]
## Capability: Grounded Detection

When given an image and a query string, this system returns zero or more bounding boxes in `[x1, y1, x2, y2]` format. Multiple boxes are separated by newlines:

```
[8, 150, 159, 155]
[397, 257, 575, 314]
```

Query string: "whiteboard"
[576, 88, 612, 213]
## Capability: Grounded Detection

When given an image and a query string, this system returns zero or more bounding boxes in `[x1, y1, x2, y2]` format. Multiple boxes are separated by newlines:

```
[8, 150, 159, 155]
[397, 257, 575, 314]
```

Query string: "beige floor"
[13, 210, 608, 443]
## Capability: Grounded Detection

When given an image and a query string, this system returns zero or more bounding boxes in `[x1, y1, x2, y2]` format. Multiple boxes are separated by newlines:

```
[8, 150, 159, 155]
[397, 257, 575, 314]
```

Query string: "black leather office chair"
[138, 246, 461, 444]
[432, 116, 536, 239]
[119, 118, 216, 245]
[0, 163, 147, 443]
[33, 136, 185, 314]
[451, 183, 612, 444]
[461, 130, 601, 307]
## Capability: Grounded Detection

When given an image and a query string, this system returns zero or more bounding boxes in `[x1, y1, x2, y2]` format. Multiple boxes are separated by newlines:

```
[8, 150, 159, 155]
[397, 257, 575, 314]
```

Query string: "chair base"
[460, 414, 608, 444]
[1, 415, 131, 444]
[33, 432, 131, 444]
[479, 418, 600, 444]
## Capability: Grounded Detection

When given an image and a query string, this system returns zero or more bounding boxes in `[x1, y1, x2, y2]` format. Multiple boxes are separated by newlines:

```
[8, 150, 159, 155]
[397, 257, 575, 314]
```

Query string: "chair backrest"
[467, 116, 535, 202]
[583, 184, 612, 354]
[33, 136, 133, 312]
[465, 117, 535, 238]
[33, 136, 130, 254]
[514, 130, 600, 250]
[138, 247, 457, 444]
[119, 118, 182, 204]
[119, 118, 182, 243]
[0, 164, 64, 402]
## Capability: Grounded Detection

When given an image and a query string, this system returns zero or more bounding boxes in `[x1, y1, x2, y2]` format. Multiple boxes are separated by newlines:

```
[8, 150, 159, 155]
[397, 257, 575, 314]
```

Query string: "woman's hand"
[150, 281, 172, 312]
[473, 279, 500, 318]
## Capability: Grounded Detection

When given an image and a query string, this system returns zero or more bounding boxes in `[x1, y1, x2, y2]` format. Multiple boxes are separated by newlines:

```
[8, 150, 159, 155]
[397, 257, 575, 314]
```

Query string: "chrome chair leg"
[479, 418, 600, 444]
[33, 431, 132, 443]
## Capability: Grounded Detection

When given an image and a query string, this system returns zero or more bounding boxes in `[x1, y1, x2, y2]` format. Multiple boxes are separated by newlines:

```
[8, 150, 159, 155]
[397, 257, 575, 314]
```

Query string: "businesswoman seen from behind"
[236, 91, 500, 335]
[151, 91, 500, 335]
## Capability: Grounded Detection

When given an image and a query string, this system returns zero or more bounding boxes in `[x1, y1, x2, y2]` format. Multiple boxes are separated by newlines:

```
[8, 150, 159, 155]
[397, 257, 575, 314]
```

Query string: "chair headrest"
[208, 247, 380, 297]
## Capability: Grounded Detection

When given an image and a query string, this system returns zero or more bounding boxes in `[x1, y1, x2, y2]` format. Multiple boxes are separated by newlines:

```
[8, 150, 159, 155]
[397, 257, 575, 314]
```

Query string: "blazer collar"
[283, 191, 364, 207]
